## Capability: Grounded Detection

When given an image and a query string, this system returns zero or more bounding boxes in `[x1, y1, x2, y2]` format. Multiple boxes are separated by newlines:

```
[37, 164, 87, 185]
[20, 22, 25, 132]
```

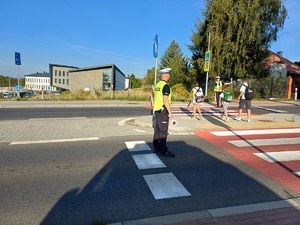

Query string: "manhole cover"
[258, 120, 274, 122]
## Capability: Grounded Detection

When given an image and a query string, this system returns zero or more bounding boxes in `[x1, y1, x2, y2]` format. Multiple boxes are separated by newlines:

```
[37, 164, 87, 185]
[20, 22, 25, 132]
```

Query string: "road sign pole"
[152, 34, 159, 116]
[205, 33, 211, 97]
[15, 52, 21, 99]
[17, 65, 20, 99]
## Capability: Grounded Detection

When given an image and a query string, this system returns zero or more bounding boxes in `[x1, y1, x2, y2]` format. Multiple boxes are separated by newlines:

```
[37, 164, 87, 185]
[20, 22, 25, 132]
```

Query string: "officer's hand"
[169, 112, 173, 120]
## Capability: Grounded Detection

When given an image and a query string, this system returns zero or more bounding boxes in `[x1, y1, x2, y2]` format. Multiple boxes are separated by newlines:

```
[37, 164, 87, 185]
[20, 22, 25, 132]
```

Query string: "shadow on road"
[40, 137, 296, 225]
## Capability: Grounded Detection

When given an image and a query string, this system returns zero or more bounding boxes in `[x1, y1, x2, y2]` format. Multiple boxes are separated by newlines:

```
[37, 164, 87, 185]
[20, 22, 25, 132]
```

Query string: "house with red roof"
[265, 51, 300, 99]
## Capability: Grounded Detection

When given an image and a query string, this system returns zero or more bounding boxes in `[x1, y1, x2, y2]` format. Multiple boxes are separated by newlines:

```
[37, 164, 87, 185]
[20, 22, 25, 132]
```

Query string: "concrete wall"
[51, 65, 73, 90]
[70, 68, 104, 92]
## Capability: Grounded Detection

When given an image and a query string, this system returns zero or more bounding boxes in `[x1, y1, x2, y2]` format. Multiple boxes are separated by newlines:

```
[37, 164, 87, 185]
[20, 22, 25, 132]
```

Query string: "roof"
[70, 64, 115, 72]
[266, 50, 300, 76]
[24, 72, 50, 78]
[49, 63, 79, 69]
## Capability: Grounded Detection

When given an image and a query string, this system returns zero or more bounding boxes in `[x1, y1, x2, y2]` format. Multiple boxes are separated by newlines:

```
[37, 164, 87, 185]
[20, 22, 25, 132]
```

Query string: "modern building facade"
[49, 64, 128, 92]
[24, 72, 57, 92]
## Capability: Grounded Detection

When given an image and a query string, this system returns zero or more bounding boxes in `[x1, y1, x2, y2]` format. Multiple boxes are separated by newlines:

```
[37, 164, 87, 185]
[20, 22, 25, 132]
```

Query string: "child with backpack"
[191, 81, 203, 120]
[219, 85, 233, 122]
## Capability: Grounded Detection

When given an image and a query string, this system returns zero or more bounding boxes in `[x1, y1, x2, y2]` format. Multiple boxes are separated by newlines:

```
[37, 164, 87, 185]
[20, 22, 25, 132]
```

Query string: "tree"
[128, 74, 142, 88]
[188, 0, 287, 80]
[295, 61, 300, 67]
[143, 67, 156, 86]
[0, 75, 24, 87]
[160, 40, 190, 87]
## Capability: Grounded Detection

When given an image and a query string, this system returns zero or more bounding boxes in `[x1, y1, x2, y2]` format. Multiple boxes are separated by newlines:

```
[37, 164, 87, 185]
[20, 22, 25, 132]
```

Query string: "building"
[49, 64, 128, 93]
[265, 51, 300, 99]
[24, 72, 57, 92]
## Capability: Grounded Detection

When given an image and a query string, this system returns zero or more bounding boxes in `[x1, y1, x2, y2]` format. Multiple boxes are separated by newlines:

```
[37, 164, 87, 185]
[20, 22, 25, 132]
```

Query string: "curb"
[108, 197, 300, 225]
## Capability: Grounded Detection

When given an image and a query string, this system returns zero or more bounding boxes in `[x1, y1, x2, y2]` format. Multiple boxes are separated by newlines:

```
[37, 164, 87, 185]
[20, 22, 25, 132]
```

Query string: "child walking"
[191, 82, 203, 120]
[219, 85, 232, 122]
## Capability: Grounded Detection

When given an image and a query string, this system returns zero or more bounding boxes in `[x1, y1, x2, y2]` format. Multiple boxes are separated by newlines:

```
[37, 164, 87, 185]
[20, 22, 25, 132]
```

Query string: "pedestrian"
[219, 85, 232, 121]
[213, 76, 223, 107]
[191, 81, 203, 120]
[234, 79, 251, 122]
[152, 68, 175, 158]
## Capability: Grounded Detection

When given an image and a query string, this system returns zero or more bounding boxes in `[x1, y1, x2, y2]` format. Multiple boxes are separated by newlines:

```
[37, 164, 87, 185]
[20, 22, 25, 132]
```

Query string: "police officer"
[214, 76, 223, 107]
[153, 68, 175, 158]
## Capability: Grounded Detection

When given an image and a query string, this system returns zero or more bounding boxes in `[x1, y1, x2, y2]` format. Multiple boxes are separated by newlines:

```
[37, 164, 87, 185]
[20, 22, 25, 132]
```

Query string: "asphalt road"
[0, 103, 299, 225]
[0, 125, 297, 224]
[0, 102, 299, 121]
[0, 106, 151, 120]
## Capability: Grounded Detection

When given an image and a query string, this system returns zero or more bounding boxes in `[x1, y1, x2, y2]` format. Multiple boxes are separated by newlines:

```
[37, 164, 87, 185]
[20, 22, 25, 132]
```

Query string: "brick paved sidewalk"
[167, 206, 300, 225]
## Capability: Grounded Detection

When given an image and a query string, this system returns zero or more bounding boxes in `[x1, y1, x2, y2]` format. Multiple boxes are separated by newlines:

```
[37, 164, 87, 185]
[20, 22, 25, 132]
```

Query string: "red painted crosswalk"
[194, 128, 300, 194]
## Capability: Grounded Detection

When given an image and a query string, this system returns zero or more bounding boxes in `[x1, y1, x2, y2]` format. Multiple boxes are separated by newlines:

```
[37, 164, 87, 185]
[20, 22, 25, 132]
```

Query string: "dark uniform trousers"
[153, 109, 169, 153]
[215, 91, 222, 107]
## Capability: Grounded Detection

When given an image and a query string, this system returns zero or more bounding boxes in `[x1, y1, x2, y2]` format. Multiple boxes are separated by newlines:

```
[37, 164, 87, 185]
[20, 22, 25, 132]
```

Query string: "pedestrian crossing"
[169, 103, 288, 117]
[170, 103, 239, 117]
[194, 127, 300, 194]
[125, 141, 191, 200]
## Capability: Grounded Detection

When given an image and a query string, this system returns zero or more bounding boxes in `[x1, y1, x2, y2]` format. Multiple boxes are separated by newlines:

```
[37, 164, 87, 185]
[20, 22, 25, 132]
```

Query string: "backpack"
[195, 88, 204, 103]
[244, 85, 254, 100]
[223, 91, 233, 102]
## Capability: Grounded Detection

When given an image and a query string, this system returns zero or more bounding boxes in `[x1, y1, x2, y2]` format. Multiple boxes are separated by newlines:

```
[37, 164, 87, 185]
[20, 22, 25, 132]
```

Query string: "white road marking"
[125, 141, 152, 152]
[211, 128, 300, 136]
[132, 153, 166, 170]
[254, 150, 300, 162]
[133, 129, 146, 133]
[10, 137, 99, 145]
[293, 172, 300, 177]
[143, 173, 191, 200]
[29, 117, 86, 120]
[253, 106, 287, 113]
[229, 137, 300, 147]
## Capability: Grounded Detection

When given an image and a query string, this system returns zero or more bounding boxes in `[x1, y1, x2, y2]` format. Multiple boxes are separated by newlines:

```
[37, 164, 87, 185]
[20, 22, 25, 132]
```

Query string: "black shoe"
[161, 150, 175, 158]
[153, 148, 161, 154]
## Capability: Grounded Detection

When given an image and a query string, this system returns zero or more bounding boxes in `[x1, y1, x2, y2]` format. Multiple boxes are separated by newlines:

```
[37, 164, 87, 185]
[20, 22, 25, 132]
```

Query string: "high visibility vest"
[153, 81, 172, 111]
[214, 81, 223, 92]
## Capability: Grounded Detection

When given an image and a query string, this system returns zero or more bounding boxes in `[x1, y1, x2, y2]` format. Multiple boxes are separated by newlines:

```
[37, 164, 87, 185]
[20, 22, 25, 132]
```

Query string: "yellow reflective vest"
[154, 81, 172, 111]
[214, 81, 223, 92]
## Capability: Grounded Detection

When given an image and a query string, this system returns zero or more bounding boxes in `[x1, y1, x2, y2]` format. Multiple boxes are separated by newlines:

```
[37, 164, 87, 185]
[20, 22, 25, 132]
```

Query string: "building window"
[102, 69, 111, 91]
[55, 78, 57, 83]
[63, 71, 65, 76]
[62, 79, 65, 85]
[67, 79, 69, 85]
[59, 71, 61, 76]
[55, 70, 57, 76]
[59, 79, 61, 84]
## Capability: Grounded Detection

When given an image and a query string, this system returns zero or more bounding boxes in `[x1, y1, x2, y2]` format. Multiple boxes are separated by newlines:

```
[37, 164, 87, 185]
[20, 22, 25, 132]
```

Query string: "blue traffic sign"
[153, 34, 159, 58]
[15, 52, 21, 65]
[15, 85, 22, 91]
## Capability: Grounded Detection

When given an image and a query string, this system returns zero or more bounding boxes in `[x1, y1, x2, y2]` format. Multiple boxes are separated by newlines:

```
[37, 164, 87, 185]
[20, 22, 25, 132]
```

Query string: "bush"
[171, 83, 190, 102]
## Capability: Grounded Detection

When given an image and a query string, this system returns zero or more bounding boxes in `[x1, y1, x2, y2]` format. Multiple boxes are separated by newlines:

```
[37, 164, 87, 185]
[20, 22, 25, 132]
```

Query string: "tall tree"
[128, 74, 142, 88]
[143, 67, 156, 86]
[189, 0, 287, 80]
[160, 40, 189, 86]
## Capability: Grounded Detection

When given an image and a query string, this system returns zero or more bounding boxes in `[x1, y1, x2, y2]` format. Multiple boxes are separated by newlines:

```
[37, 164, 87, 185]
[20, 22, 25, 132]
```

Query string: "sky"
[0, 0, 299, 79]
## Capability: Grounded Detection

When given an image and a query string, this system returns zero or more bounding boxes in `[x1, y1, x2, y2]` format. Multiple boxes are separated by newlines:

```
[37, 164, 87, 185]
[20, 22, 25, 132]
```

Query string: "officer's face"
[162, 73, 170, 81]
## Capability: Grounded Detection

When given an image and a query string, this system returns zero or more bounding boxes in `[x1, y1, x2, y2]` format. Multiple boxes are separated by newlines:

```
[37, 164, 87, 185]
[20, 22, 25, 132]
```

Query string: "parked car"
[26, 91, 34, 97]
[3, 92, 14, 98]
